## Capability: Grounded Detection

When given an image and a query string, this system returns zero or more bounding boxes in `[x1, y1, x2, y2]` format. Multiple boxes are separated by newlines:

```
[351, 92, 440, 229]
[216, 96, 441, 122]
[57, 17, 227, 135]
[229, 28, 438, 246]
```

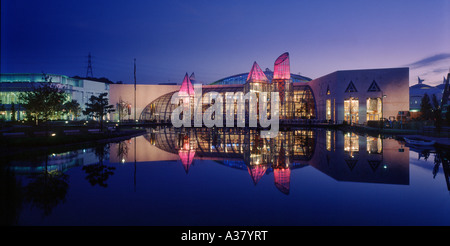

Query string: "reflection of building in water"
[367, 136, 382, 154]
[5, 148, 99, 174]
[110, 127, 409, 193]
[344, 132, 359, 157]
[178, 132, 196, 173]
[273, 143, 291, 194]
[135, 127, 315, 194]
[310, 129, 409, 185]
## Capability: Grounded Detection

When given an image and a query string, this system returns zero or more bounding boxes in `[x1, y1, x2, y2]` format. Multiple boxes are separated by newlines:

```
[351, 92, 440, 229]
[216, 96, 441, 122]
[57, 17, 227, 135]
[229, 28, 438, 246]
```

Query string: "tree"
[10, 102, 16, 122]
[83, 93, 115, 129]
[116, 97, 130, 122]
[19, 82, 67, 126]
[24, 152, 68, 217]
[420, 93, 433, 120]
[24, 169, 69, 216]
[431, 94, 443, 131]
[82, 143, 115, 188]
[0, 103, 5, 122]
[446, 106, 450, 125]
[63, 100, 81, 121]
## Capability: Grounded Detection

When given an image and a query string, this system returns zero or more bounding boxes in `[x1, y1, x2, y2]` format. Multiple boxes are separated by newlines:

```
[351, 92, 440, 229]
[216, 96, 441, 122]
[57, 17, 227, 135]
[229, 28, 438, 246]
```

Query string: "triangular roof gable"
[367, 80, 381, 92]
[345, 81, 358, 93]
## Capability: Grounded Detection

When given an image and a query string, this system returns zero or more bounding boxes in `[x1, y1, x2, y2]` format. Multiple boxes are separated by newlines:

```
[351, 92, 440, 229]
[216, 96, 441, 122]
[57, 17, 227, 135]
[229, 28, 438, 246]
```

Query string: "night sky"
[1, 0, 449, 85]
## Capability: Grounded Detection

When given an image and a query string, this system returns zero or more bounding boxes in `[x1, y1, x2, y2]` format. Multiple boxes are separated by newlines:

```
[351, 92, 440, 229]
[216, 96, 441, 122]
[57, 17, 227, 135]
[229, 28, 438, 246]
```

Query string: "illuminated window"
[344, 98, 359, 124]
[326, 99, 331, 121]
[366, 98, 382, 121]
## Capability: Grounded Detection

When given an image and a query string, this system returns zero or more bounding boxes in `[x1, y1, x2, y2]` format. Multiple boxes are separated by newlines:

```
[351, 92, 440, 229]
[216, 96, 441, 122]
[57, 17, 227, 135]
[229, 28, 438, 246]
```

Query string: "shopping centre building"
[110, 52, 410, 125]
[0, 52, 411, 125]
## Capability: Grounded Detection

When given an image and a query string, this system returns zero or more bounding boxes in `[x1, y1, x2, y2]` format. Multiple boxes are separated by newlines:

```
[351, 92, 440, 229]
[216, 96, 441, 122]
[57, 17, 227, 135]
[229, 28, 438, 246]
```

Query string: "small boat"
[404, 137, 436, 146]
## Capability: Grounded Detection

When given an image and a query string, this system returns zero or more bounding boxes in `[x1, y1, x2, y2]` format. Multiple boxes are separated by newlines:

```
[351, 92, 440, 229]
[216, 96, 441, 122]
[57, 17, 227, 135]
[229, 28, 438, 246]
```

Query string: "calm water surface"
[2, 127, 450, 226]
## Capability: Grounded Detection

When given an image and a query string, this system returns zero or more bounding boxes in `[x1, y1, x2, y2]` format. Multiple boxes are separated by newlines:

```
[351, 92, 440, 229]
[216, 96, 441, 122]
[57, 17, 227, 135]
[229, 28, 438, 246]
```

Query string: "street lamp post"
[381, 93, 387, 128]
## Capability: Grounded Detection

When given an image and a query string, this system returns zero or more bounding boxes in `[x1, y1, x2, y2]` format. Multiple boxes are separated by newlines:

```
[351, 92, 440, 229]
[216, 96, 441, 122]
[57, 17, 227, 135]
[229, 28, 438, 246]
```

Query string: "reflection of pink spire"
[179, 150, 195, 173]
[179, 73, 194, 96]
[274, 168, 291, 195]
[246, 61, 269, 83]
[179, 136, 195, 173]
[273, 52, 290, 80]
[247, 165, 267, 185]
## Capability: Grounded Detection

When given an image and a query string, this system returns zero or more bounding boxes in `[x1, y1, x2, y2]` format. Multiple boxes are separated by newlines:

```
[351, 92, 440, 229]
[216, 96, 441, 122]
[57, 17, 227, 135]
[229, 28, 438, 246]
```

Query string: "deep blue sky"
[1, 0, 449, 85]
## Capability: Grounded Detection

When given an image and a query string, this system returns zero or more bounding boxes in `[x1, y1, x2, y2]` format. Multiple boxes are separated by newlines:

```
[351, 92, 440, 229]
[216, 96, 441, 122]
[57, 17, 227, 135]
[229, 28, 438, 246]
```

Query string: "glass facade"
[140, 53, 316, 125]
[139, 91, 178, 123]
[141, 53, 319, 123]
[0, 91, 23, 105]
[293, 85, 315, 119]
[0, 73, 107, 121]
[140, 84, 317, 123]
[0, 73, 83, 87]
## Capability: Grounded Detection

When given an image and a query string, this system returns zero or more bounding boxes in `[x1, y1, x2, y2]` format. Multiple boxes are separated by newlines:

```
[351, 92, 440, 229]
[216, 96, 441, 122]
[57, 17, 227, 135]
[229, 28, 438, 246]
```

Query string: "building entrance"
[344, 97, 359, 124]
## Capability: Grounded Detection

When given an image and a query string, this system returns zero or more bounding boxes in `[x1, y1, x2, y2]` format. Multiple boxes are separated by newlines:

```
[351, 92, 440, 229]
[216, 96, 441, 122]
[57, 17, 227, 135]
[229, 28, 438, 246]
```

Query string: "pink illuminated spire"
[179, 73, 194, 96]
[273, 52, 290, 80]
[246, 61, 269, 83]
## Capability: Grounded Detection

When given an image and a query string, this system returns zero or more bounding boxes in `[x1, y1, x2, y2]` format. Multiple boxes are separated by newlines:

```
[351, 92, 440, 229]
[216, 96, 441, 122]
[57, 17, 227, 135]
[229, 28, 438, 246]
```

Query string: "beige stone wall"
[109, 84, 180, 121]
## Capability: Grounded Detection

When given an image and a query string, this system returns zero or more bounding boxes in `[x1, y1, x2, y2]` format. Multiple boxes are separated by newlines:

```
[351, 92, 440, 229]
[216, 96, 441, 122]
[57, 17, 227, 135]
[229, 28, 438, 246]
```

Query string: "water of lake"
[2, 127, 450, 226]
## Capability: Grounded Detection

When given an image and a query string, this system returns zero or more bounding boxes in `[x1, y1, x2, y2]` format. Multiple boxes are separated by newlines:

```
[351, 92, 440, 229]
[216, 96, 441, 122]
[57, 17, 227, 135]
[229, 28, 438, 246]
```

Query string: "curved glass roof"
[210, 71, 311, 85]
[140, 83, 317, 122]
